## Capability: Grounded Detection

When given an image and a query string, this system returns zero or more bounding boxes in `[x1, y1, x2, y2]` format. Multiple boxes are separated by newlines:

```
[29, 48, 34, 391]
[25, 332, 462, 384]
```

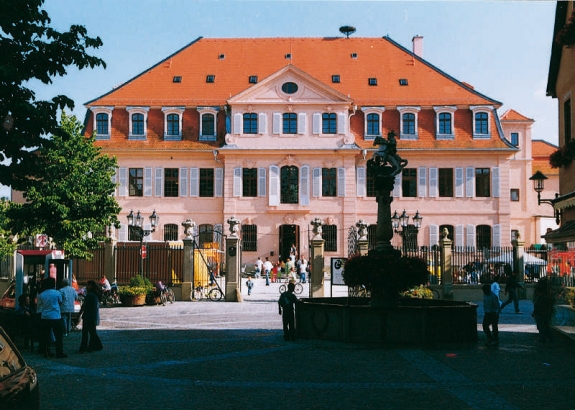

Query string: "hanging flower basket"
[549, 140, 575, 168]
[555, 11, 575, 47]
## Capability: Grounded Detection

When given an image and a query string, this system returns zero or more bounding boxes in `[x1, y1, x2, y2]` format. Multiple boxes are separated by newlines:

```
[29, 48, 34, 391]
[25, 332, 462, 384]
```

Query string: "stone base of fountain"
[296, 297, 478, 345]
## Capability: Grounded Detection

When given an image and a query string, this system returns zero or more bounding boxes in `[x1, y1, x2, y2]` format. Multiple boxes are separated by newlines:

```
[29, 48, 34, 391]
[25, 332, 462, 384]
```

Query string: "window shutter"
[298, 113, 306, 134]
[144, 167, 152, 197]
[337, 113, 345, 134]
[272, 113, 281, 134]
[393, 173, 401, 197]
[155, 168, 163, 197]
[466, 167, 474, 197]
[493, 224, 501, 247]
[418, 167, 427, 197]
[233, 113, 242, 134]
[119, 167, 127, 197]
[233, 167, 242, 197]
[118, 224, 128, 242]
[269, 165, 279, 206]
[429, 167, 438, 197]
[337, 167, 346, 197]
[300, 165, 310, 206]
[180, 167, 188, 196]
[258, 168, 267, 197]
[356, 167, 366, 197]
[258, 113, 266, 134]
[215, 167, 223, 197]
[312, 168, 321, 197]
[492, 167, 500, 198]
[312, 113, 321, 134]
[466, 224, 476, 250]
[455, 224, 464, 247]
[430, 224, 439, 248]
[214, 224, 223, 248]
[111, 171, 117, 197]
[189, 167, 199, 197]
[455, 167, 464, 197]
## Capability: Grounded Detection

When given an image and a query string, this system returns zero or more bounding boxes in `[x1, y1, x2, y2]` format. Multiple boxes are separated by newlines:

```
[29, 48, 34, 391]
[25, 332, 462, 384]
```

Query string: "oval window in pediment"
[282, 82, 298, 94]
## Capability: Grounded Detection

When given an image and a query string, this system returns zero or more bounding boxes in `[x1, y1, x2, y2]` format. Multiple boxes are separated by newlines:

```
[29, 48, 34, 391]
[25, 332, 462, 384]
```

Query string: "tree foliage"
[0, 0, 106, 190]
[0, 199, 18, 259]
[7, 112, 121, 259]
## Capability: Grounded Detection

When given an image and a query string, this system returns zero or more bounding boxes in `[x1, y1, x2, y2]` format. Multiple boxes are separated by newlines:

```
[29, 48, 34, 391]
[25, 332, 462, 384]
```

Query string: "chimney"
[412, 35, 423, 58]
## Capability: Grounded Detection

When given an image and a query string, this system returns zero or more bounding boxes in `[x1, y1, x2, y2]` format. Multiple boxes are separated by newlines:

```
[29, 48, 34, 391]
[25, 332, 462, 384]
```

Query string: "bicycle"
[190, 282, 223, 301]
[157, 284, 175, 305]
[278, 278, 304, 295]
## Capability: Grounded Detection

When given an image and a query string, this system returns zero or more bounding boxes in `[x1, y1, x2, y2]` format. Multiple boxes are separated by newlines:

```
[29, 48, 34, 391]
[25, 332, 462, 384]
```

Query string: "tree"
[0, 0, 105, 191]
[0, 199, 18, 259]
[7, 112, 121, 259]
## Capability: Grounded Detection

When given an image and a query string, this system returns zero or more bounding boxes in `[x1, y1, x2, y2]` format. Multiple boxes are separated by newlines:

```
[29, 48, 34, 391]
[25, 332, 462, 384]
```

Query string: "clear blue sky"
[5, 0, 558, 198]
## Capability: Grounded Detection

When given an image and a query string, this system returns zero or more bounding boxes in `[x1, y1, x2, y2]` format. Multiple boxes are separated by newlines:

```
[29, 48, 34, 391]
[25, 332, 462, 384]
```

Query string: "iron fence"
[115, 242, 183, 285]
[72, 243, 105, 284]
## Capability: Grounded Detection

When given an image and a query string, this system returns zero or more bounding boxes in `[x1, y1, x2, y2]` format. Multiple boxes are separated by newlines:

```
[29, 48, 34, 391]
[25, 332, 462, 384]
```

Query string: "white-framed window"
[162, 107, 185, 140]
[362, 107, 385, 140]
[126, 107, 149, 140]
[433, 106, 456, 140]
[197, 107, 219, 141]
[470, 105, 493, 139]
[397, 106, 420, 140]
[90, 106, 113, 140]
[510, 132, 519, 146]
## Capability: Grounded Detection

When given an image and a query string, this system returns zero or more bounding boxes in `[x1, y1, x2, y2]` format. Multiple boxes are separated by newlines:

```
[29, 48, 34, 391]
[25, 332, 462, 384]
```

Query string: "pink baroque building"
[83, 35, 552, 265]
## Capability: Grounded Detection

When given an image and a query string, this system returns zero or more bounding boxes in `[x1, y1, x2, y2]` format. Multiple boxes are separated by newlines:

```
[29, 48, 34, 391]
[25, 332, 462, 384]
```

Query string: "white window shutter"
[233, 113, 242, 134]
[393, 173, 401, 197]
[455, 167, 464, 198]
[111, 171, 117, 197]
[144, 167, 152, 197]
[455, 224, 464, 247]
[180, 167, 188, 197]
[155, 168, 163, 197]
[272, 113, 281, 134]
[493, 224, 501, 247]
[269, 165, 279, 206]
[466, 167, 475, 197]
[233, 167, 242, 197]
[300, 165, 310, 206]
[312, 113, 321, 134]
[429, 167, 438, 197]
[337, 113, 345, 134]
[312, 168, 321, 197]
[119, 167, 127, 197]
[215, 167, 223, 197]
[418, 167, 427, 197]
[356, 167, 366, 197]
[118, 224, 128, 242]
[492, 167, 500, 198]
[466, 224, 476, 250]
[258, 113, 266, 134]
[258, 168, 266, 197]
[298, 113, 306, 134]
[189, 168, 198, 197]
[337, 167, 346, 197]
[430, 224, 439, 248]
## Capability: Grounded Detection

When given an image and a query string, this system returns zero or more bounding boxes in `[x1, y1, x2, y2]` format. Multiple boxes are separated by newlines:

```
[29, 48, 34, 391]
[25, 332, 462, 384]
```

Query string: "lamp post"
[127, 210, 159, 278]
[529, 171, 560, 224]
[392, 210, 423, 254]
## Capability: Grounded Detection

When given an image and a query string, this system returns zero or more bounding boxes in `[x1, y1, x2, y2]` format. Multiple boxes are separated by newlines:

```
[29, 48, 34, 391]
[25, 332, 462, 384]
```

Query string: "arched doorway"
[279, 224, 299, 262]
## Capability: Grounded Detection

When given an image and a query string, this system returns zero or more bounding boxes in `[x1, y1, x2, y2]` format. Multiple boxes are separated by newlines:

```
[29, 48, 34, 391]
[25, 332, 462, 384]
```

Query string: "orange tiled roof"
[532, 139, 558, 175]
[86, 37, 501, 108]
[500, 109, 534, 122]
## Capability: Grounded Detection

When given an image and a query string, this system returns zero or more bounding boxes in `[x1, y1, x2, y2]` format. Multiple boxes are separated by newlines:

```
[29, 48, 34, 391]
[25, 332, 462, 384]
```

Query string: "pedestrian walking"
[278, 282, 298, 341]
[298, 256, 308, 283]
[37, 277, 68, 358]
[59, 278, 78, 335]
[77, 280, 103, 353]
[255, 257, 263, 279]
[482, 284, 500, 346]
[491, 275, 502, 307]
[246, 276, 254, 296]
[263, 257, 273, 286]
[500, 271, 524, 314]
[532, 278, 555, 343]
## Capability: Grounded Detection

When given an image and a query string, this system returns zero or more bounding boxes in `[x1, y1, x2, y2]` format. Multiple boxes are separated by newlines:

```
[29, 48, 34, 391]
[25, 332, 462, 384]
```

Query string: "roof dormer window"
[285, 53, 292, 59]
[173, 76, 182, 83]
[249, 76, 258, 84]
[368, 78, 377, 86]
[332, 75, 340, 83]
[218, 54, 225, 60]
[206, 75, 215, 83]
[399, 79, 408, 86]
[351, 53, 358, 59]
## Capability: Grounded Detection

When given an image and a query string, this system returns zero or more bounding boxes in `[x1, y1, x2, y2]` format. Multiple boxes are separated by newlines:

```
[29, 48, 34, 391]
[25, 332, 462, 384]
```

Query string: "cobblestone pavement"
[21, 279, 575, 410]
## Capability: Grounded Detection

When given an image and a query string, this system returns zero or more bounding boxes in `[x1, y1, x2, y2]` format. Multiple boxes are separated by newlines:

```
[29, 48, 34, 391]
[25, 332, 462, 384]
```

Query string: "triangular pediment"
[228, 65, 352, 106]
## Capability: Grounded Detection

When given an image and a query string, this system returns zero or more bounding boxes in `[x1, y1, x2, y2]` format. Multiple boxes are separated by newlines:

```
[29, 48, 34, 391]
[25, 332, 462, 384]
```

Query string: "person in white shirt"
[37, 277, 67, 358]
[59, 279, 78, 335]
[263, 257, 273, 286]
[254, 257, 263, 279]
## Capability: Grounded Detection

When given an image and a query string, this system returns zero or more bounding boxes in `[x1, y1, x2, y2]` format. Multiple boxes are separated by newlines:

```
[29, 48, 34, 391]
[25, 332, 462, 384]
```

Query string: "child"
[246, 276, 254, 296]
[482, 284, 500, 345]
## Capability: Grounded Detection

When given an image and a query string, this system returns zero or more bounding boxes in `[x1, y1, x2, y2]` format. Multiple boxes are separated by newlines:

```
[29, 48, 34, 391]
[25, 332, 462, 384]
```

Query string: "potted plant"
[118, 275, 153, 307]
[564, 288, 575, 308]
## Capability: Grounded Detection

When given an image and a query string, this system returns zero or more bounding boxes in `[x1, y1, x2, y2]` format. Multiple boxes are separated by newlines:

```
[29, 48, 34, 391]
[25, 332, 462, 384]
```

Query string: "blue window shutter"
[180, 167, 188, 197]
[258, 168, 267, 197]
[272, 113, 281, 134]
[269, 165, 279, 206]
[233, 113, 242, 134]
[455, 167, 464, 197]
[337, 167, 346, 197]
[258, 113, 266, 134]
[428, 167, 438, 197]
[418, 167, 427, 197]
[155, 168, 163, 197]
[337, 113, 345, 134]
[466, 167, 474, 198]
[144, 167, 152, 197]
[233, 167, 242, 197]
[312, 168, 321, 198]
[492, 167, 500, 198]
[300, 165, 310, 206]
[298, 113, 306, 134]
[119, 167, 127, 197]
[312, 113, 321, 134]
[189, 168, 198, 197]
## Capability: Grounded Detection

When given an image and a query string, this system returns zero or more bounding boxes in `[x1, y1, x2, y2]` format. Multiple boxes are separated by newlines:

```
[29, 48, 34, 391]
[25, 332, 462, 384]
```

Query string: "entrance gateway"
[279, 224, 299, 262]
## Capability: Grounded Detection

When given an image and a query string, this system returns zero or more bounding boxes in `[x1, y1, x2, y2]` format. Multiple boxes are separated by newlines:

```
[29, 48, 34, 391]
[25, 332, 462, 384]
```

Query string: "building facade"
[82, 35, 549, 266]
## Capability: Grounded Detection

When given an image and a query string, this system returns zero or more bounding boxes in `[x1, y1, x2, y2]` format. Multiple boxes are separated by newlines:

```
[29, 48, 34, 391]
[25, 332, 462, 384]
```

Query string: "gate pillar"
[310, 218, 325, 297]
[225, 217, 242, 302]
[181, 219, 196, 301]
[104, 237, 117, 282]
[439, 228, 453, 300]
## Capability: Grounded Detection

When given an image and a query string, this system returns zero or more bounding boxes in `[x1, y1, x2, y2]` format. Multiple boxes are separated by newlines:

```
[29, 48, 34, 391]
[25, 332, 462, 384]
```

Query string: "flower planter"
[120, 294, 146, 307]
[296, 297, 478, 345]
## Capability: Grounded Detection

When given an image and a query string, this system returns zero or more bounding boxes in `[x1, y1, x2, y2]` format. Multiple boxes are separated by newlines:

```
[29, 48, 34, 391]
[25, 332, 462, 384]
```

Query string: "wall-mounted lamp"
[529, 171, 560, 224]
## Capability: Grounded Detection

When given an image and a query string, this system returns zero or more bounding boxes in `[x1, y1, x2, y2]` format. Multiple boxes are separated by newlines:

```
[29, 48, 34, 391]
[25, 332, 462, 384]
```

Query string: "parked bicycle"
[157, 282, 175, 305]
[278, 278, 304, 295]
[101, 281, 121, 307]
[190, 282, 223, 301]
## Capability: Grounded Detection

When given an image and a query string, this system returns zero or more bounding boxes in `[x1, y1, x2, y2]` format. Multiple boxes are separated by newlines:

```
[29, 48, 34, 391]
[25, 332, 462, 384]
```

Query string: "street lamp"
[127, 210, 159, 278]
[392, 210, 423, 254]
[529, 171, 560, 224]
